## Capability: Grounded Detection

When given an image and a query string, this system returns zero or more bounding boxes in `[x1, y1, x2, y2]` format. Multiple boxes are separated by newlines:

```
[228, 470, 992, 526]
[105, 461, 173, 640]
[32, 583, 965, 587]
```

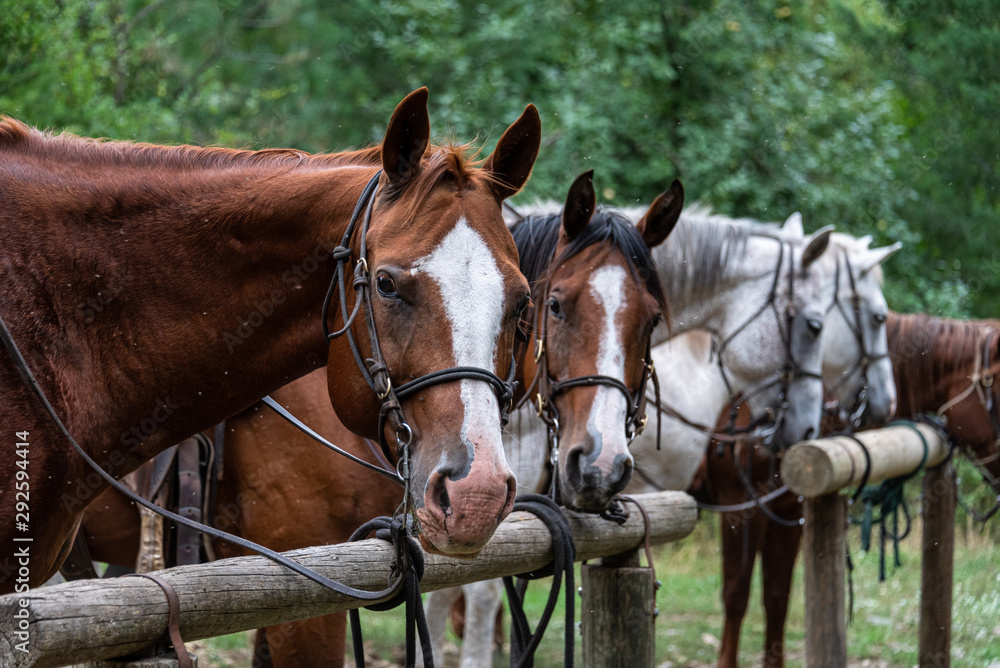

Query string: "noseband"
[318, 171, 517, 484]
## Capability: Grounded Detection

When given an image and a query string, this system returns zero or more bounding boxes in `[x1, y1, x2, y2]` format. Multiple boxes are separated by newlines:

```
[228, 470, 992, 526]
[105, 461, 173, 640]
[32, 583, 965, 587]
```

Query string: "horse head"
[512, 173, 682, 511]
[325, 89, 541, 556]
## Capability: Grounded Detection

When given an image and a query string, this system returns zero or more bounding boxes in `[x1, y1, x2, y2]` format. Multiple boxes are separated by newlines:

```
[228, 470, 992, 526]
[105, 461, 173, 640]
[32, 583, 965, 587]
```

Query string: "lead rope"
[847, 420, 934, 582]
[347, 515, 433, 668]
[503, 494, 576, 668]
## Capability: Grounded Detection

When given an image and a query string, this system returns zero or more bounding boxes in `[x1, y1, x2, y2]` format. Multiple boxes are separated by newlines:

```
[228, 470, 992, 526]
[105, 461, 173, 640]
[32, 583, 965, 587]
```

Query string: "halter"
[313, 171, 517, 500]
[517, 266, 661, 502]
[822, 249, 890, 427]
[711, 238, 823, 445]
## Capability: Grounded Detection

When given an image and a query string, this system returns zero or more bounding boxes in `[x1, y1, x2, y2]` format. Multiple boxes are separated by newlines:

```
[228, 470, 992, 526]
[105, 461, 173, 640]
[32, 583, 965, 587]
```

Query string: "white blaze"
[586, 266, 630, 465]
[419, 217, 507, 469]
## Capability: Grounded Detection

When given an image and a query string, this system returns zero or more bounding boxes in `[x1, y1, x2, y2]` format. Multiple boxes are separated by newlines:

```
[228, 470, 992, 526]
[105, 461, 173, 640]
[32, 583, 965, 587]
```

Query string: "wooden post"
[919, 463, 955, 668]
[581, 548, 655, 668]
[803, 494, 847, 668]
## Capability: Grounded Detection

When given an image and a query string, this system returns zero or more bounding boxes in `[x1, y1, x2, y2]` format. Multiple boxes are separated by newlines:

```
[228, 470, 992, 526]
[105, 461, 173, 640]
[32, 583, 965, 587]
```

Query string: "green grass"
[200, 512, 1000, 667]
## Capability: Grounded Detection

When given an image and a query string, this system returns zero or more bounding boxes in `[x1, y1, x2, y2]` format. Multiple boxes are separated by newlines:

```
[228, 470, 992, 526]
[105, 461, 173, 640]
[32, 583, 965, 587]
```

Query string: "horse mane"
[640, 205, 789, 303]
[0, 118, 491, 210]
[888, 312, 1000, 412]
[509, 208, 668, 316]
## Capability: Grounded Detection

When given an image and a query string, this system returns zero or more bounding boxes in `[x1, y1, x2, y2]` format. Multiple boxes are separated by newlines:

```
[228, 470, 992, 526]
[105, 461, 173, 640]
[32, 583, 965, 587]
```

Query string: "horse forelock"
[510, 208, 668, 317]
[380, 143, 500, 226]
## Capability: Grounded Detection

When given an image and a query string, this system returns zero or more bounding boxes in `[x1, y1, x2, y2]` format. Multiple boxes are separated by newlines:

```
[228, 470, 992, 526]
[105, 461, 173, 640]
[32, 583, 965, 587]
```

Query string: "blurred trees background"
[2, 0, 996, 317]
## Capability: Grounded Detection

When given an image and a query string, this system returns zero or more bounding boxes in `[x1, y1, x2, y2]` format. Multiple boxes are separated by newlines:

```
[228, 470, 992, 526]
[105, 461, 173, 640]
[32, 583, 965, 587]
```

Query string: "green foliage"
[1, 0, 995, 316]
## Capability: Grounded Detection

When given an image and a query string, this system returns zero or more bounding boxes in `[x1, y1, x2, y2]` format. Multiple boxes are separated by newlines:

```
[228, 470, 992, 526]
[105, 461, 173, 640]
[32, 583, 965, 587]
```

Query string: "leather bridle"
[936, 327, 1000, 497]
[516, 264, 662, 502]
[822, 250, 890, 428]
[307, 170, 517, 506]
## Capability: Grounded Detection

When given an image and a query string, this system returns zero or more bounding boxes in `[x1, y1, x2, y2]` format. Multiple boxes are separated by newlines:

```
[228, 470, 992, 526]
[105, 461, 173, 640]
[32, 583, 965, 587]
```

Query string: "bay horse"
[0, 87, 542, 591]
[79, 169, 682, 667]
[629, 230, 900, 667]
[696, 310, 1000, 668]
[421, 172, 683, 668]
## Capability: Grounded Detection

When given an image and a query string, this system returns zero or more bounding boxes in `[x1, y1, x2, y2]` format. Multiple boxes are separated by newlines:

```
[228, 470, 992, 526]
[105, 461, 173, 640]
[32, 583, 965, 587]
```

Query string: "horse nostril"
[431, 472, 453, 519]
[802, 426, 816, 441]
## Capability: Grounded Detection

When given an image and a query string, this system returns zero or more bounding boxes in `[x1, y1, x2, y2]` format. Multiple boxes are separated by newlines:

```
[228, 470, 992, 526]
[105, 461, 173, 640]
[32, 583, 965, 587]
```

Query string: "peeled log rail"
[780, 421, 949, 498]
[0, 491, 696, 668]
[779, 423, 953, 668]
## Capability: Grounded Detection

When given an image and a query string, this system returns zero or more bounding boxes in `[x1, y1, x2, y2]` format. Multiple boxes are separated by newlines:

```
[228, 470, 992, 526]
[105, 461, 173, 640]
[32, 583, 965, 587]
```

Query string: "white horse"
[422, 197, 847, 668]
[628, 228, 901, 494]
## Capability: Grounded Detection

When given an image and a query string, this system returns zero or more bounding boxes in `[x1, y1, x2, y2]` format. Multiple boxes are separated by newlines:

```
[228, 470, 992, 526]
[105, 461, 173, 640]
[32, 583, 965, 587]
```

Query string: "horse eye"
[548, 297, 563, 319]
[872, 312, 887, 326]
[376, 274, 398, 297]
[807, 317, 823, 335]
[515, 295, 530, 317]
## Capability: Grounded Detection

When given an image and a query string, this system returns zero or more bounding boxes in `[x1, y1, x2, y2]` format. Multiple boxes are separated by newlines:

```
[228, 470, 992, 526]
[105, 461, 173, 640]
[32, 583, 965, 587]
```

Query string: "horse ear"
[861, 241, 902, 275]
[636, 179, 684, 248]
[802, 225, 834, 269]
[561, 170, 596, 240]
[483, 104, 541, 202]
[382, 87, 430, 187]
[782, 212, 804, 237]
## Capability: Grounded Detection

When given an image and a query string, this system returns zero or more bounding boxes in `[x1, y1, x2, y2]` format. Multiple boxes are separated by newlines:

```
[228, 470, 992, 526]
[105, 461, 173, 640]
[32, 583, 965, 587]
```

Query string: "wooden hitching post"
[919, 463, 955, 668]
[581, 548, 656, 668]
[803, 494, 847, 668]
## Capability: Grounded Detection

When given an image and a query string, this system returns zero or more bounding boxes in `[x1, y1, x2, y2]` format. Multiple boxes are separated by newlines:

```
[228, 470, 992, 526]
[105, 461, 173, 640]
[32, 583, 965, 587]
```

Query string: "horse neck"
[650, 224, 779, 346]
[502, 403, 550, 495]
[888, 313, 974, 416]
[631, 335, 733, 492]
[2, 158, 376, 464]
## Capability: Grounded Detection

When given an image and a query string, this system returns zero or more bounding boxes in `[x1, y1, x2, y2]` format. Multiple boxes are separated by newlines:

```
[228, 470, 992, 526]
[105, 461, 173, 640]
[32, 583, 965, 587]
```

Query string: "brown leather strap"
[175, 437, 203, 567]
[125, 572, 193, 668]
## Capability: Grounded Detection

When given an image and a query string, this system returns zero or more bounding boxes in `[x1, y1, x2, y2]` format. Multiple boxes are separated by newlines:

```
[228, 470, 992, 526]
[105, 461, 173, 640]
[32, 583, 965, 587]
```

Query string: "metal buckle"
[357, 257, 368, 274]
[535, 393, 546, 417]
[983, 374, 995, 388]
[534, 338, 544, 362]
[378, 376, 393, 400]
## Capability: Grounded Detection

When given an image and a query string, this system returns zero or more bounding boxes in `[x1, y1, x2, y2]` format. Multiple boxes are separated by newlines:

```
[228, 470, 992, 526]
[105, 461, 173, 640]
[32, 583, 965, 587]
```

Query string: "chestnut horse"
[0, 87, 542, 591]
[699, 310, 1000, 668]
[79, 170, 682, 667]
[80, 369, 401, 667]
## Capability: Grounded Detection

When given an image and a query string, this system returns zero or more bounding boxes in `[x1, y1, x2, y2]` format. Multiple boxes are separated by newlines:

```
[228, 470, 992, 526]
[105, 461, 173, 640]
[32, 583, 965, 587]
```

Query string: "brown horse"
[698, 310, 1000, 667]
[81, 368, 399, 667]
[79, 171, 682, 667]
[0, 87, 542, 591]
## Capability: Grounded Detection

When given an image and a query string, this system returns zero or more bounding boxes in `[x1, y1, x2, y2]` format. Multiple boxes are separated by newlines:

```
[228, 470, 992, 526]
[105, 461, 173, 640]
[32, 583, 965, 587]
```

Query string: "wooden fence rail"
[779, 422, 952, 668]
[0, 491, 697, 668]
